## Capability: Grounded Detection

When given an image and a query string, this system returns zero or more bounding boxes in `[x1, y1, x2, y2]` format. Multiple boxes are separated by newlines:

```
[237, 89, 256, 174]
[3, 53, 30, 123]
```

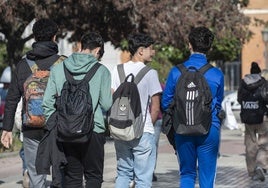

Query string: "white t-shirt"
[111, 61, 162, 134]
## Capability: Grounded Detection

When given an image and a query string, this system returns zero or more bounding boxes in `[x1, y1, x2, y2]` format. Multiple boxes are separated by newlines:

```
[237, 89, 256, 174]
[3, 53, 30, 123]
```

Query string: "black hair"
[128, 33, 155, 56]
[188, 27, 214, 54]
[32, 18, 58, 41]
[81, 32, 104, 59]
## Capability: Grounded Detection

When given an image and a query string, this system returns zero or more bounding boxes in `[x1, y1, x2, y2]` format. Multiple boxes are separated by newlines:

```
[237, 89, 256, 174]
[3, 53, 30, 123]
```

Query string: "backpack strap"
[117, 64, 126, 84]
[176, 63, 213, 75]
[25, 58, 38, 73]
[83, 63, 102, 83]
[117, 64, 151, 85]
[134, 66, 152, 85]
[52, 55, 67, 68]
[135, 66, 152, 125]
[64, 63, 101, 84]
[176, 64, 187, 75]
[198, 63, 213, 75]
[143, 95, 150, 125]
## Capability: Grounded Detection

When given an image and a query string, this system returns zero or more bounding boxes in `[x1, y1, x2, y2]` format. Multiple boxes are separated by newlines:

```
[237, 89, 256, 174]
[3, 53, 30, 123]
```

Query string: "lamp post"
[262, 27, 268, 69]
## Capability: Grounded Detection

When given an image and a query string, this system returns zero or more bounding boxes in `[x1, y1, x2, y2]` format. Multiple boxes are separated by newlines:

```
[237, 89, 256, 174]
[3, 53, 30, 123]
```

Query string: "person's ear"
[188, 43, 193, 52]
[91, 47, 101, 58]
[95, 47, 101, 56]
[138, 47, 143, 56]
[52, 35, 56, 42]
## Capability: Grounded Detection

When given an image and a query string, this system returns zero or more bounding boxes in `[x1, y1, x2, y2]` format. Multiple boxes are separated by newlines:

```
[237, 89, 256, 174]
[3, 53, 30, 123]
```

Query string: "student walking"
[0, 18, 64, 188]
[42, 32, 112, 188]
[238, 62, 268, 182]
[111, 33, 162, 188]
[162, 27, 224, 188]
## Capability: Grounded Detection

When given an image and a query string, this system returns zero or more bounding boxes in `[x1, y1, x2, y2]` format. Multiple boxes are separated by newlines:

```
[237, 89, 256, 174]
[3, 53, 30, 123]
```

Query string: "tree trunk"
[6, 37, 26, 67]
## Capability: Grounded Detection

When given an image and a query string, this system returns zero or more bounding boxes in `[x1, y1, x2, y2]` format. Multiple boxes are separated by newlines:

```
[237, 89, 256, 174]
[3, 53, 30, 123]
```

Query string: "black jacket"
[2, 41, 60, 140]
[238, 74, 266, 124]
[36, 111, 67, 188]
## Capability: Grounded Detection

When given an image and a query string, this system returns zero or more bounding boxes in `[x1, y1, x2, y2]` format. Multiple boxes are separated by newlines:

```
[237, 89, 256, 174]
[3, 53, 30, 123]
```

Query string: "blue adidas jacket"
[161, 53, 224, 128]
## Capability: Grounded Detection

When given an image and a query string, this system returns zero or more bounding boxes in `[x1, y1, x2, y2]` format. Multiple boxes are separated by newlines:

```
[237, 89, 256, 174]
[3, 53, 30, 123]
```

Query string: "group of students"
[0, 18, 224, 188]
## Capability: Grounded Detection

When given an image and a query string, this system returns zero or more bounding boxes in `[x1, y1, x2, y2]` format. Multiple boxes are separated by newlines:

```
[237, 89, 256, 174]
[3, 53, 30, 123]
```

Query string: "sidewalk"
[0, 128, 268, 188]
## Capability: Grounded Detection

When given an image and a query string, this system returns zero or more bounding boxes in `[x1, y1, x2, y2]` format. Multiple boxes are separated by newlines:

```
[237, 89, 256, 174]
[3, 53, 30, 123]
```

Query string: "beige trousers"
[244, 120, 268, 176]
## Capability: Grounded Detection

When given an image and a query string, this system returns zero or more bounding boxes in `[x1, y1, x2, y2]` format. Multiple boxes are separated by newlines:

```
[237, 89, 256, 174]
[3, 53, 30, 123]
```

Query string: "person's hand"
[1, 130, 13, 149]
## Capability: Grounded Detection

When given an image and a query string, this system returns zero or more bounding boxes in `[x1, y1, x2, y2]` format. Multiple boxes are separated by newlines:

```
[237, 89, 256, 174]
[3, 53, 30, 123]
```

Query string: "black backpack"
[260, 80, 268, 101]
[108, 64, 151, 141]
[173, 63, 213, 136]
[240, 79, 266, 124]
[56, 63, 101, 143]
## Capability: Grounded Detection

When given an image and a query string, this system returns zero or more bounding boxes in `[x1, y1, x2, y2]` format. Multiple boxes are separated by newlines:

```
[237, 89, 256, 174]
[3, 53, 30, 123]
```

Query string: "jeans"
[23, 137, 47, 188]
[114, 132, 156, 188]
[19, 146, 27, 174]
[175, 125, 220, 188]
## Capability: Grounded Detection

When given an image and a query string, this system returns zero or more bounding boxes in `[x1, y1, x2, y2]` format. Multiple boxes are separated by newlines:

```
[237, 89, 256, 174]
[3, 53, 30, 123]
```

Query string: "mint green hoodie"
[43, 53, 112, 133]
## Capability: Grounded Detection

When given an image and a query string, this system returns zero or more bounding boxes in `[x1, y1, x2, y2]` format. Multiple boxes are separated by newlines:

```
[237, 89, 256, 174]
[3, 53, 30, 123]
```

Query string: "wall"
[100, 42, 121, 72]
[241, 0, 268, 77]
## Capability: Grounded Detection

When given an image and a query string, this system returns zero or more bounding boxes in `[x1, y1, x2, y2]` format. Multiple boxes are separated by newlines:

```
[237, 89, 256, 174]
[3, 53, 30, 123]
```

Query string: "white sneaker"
[22, 170, 30, 188]
[129, 180, 135, 188]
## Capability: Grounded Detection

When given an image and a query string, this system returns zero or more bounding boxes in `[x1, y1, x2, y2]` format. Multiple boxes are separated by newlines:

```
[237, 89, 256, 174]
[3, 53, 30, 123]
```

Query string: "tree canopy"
[0, 0, 251, 67]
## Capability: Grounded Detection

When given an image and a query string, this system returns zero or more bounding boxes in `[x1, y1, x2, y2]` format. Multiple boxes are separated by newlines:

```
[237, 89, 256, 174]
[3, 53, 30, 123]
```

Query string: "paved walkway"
[0, 128, 268, 188]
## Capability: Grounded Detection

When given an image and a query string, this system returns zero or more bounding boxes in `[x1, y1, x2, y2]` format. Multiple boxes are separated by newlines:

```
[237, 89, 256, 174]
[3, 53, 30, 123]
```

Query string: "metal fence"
[222, 61, 241, 91]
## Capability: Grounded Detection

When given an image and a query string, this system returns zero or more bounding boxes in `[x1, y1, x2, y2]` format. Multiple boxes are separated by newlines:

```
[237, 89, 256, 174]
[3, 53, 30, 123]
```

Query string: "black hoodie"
[2, 41, 60, 140]
[238, 74, 266, 124]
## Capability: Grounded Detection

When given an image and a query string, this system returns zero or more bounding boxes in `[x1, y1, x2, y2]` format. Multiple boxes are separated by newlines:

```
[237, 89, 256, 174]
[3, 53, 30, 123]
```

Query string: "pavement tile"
[1, 128, 268, 187]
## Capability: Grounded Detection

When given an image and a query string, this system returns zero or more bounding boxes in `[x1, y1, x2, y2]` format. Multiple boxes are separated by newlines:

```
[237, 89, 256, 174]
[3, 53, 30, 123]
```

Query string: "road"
[1, 111, 268, 187]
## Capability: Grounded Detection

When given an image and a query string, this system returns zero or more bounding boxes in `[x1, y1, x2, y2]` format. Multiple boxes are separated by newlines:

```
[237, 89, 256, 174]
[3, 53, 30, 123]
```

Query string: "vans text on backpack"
[173, 63, 213, 136]
[108, 64, 151, 141]
[240, 78, 266, 125]
[23, 56, 66, 128]
[56, 63, 101, 143]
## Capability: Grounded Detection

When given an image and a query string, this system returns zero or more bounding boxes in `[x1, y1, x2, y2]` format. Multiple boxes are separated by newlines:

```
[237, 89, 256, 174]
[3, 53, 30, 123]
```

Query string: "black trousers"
[62, 132, 106, 188]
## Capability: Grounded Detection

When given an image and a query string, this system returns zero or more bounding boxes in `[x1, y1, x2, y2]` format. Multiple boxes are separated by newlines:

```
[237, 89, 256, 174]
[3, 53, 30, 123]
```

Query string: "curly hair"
[188, 27, 214, 54]
[128, 33, 155, 56]
[32, 18, 58, 41]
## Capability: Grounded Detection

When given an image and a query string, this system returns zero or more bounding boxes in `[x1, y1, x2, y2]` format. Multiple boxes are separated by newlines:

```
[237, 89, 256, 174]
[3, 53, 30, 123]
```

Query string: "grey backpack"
[108, 64, 151, 141]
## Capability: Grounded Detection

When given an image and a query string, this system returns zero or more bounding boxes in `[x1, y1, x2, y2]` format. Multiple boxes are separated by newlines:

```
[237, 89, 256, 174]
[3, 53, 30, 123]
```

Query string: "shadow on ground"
[216, 166, 268, 188]
[152, 170, 178, 188]
[152, 166, 268, 188]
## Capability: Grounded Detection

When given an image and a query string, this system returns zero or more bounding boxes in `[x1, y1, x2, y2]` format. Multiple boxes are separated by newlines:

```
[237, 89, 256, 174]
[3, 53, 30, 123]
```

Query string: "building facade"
[241, 0, 268, 77]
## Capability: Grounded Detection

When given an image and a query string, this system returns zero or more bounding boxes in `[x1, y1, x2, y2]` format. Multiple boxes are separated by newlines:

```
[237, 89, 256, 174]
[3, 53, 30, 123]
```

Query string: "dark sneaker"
[252, 167, 265, 182]
[152, 173, 157, 182]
